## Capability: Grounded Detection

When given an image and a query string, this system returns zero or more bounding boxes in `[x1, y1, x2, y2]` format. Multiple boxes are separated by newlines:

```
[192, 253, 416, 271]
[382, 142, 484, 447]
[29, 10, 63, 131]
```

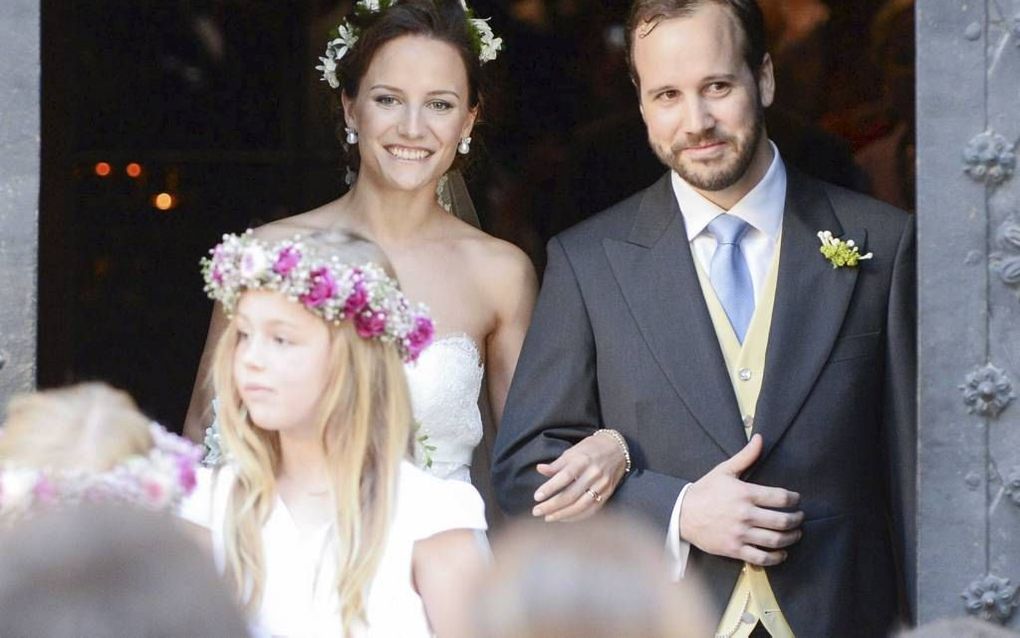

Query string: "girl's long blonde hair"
[210, 232, 414, 631]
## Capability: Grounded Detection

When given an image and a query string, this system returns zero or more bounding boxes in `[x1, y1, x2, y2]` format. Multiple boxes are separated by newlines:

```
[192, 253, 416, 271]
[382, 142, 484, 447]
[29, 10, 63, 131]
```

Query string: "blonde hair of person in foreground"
[0, 382, 201, 524]
[0, 382, 154, 472]
[472, 514, 716, 638]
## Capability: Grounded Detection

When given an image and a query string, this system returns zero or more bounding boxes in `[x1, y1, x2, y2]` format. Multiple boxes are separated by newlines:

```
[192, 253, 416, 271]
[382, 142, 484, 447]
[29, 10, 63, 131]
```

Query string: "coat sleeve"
[491, 236, 688, 532]
[882, 213, 917, 623]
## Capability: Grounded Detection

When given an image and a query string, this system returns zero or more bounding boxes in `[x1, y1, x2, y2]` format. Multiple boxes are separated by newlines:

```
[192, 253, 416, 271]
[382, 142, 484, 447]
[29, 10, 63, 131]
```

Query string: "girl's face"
[233, 291, 333, 436]
[343, 34, 477, 194]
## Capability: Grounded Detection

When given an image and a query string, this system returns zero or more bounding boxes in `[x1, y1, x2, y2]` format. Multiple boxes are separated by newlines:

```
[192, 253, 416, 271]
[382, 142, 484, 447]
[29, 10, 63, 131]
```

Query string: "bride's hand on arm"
[531, 431, 630, 523]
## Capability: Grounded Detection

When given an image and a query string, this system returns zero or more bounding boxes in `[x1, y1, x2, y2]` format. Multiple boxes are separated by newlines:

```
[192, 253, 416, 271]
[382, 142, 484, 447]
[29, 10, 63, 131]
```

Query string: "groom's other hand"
[679, 434, 803, 566]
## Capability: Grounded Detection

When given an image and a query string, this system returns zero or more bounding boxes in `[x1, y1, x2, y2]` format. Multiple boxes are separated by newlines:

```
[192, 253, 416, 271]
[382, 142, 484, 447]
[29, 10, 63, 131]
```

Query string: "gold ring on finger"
[585, 487, 602, 503]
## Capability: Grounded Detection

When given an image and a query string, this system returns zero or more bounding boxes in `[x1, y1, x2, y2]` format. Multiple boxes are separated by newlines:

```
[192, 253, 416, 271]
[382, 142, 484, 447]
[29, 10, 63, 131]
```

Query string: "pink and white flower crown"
[201, 231, 435, 363]
[0, 423, 202, 521]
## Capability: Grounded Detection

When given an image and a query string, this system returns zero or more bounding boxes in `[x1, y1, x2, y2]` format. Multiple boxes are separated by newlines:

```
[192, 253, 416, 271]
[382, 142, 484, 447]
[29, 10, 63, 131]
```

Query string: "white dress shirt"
[665, 142, 787, 579]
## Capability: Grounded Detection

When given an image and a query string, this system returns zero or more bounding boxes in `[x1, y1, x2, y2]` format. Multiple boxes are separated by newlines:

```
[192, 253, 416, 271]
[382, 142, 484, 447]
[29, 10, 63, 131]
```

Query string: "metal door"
[917, 0, 1020, 626]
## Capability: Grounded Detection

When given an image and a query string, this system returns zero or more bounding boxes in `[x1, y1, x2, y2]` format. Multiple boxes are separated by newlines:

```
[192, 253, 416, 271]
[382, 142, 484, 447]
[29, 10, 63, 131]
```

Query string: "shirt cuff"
[665, 483, 692, 580]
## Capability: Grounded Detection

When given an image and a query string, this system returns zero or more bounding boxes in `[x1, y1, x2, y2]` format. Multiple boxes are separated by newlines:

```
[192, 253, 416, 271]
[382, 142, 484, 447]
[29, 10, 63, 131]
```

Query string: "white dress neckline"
[404, 332, 485, 483]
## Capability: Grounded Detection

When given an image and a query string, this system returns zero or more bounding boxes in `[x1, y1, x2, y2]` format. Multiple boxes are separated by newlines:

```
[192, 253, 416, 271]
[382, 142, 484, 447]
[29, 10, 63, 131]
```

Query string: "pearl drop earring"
[458, 136, 472, 155]
[345, 127, 359, 145]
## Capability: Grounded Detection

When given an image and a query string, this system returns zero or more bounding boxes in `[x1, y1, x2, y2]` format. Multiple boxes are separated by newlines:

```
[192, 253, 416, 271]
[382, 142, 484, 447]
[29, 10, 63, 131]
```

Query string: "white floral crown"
[201, 231, 435, 363]
[316, 0, 503, 89]
[0, 423, 202, 521]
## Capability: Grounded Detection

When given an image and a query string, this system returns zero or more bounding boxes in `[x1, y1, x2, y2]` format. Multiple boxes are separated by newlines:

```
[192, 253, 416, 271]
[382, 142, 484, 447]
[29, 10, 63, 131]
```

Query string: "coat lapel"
[604, 174, 747, 458]
[753, 170, 864, 465]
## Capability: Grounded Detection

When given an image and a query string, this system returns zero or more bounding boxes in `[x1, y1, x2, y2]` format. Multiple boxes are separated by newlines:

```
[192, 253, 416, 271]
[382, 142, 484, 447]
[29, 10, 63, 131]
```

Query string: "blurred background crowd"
[38, 0, 915, 428]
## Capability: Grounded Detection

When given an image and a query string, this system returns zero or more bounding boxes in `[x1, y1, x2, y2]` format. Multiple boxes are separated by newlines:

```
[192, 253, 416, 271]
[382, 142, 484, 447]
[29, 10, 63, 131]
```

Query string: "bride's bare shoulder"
[452, 223, 536, 295]
[251, 201, 347, 242]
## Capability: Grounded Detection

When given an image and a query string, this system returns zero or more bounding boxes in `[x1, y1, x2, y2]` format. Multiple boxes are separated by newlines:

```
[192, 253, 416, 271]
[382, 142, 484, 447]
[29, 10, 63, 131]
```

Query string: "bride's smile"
[343, 34, 477, 193]
[385, 144, 434, 162]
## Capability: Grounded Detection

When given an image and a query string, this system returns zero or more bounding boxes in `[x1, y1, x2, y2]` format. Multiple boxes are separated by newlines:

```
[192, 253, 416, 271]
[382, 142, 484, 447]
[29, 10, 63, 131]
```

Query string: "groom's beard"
[653, 105, 765, 192]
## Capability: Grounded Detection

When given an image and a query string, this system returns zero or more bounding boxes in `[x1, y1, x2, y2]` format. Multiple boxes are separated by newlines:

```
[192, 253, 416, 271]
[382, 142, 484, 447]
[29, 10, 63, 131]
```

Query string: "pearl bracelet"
[595, 428, 632, 473]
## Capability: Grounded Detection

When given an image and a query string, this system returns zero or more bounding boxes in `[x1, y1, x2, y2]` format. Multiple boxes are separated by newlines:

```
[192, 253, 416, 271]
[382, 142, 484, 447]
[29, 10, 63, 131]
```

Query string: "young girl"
[0, 382, 202, 522]
[180, 230, 487, 637]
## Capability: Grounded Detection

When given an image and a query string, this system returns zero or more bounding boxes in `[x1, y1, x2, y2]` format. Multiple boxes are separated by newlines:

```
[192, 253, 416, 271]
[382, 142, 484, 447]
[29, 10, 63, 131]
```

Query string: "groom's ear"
[757, 53, 775, 109]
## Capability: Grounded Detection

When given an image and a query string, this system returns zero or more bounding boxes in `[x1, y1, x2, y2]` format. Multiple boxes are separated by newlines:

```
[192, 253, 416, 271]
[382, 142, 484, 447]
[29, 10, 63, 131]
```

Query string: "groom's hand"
[679, 434, 804, 566]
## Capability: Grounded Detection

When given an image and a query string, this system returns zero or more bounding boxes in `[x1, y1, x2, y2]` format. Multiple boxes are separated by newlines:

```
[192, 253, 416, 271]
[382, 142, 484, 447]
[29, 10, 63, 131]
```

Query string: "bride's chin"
[370, 167, 448, 194]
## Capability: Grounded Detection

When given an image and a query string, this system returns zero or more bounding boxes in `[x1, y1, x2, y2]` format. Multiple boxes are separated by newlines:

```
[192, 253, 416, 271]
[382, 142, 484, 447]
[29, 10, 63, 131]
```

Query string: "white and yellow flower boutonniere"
[817, 230, 873, 268]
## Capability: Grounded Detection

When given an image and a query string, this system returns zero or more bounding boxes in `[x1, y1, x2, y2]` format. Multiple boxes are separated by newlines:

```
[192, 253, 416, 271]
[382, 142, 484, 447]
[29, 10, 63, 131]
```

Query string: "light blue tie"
[707, 214, 754, 343]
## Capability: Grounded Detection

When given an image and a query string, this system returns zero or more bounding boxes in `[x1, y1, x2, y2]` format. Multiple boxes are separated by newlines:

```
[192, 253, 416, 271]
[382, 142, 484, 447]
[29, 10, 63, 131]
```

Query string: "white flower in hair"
[335, 22, 359, 51]
[239, 244, 270, 279]
[316, 1, 502, 86]
[316, 50, 340, 89]
[471, 18, 503, 63]
[0, 468, 39, 516]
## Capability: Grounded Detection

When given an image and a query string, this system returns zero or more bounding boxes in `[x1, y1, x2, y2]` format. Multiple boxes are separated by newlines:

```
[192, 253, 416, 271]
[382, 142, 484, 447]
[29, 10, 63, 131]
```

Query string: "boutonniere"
[817, 230, 873, 268]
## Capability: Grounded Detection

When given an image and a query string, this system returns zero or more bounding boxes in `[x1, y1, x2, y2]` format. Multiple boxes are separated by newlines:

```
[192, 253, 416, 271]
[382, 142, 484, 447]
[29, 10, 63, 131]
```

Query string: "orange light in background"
[154, 192, 175, 211]
[94, 162, 112, 177]
[125, 163, 143, 178]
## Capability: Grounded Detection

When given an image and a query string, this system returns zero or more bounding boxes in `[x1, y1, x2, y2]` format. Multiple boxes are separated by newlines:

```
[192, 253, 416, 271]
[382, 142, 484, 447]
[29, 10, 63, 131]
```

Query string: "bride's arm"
[482, 242, 628, 522]
[483, 248, 538, 426]
[183, 305, 229, 442]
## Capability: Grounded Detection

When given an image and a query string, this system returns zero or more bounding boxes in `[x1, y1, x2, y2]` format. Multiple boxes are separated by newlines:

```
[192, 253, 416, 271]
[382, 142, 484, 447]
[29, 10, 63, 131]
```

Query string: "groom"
[492, 1, 915, 636]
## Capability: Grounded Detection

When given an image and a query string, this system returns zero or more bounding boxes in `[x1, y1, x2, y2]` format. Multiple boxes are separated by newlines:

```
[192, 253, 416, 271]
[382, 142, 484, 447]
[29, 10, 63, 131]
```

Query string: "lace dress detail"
[405, 334, 484, 483]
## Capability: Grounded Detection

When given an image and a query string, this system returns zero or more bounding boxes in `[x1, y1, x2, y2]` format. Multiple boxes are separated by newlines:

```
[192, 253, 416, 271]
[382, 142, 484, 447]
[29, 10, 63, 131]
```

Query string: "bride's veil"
[437, 170, 481, 229]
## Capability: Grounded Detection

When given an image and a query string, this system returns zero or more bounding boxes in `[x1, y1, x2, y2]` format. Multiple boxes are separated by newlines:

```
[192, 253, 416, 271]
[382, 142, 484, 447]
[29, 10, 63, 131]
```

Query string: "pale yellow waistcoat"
[692, 234, 795, 638]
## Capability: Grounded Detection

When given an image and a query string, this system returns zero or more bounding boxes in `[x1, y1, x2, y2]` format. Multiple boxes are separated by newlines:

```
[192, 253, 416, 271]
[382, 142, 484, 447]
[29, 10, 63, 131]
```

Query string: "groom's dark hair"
[625, 0, 767, 87]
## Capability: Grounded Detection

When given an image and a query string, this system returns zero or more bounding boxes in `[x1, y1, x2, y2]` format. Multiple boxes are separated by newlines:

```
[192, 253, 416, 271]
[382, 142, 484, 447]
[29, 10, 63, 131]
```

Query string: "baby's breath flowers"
[817, 230, 873, 268]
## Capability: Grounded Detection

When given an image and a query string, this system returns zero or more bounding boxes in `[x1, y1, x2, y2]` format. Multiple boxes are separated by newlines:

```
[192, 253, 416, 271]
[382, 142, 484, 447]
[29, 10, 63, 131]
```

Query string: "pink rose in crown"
[144, 480, 165, 506]
[301, 268, 338, 307]
[176, 456, 197, 494]
[344, 281, 369, 315]
[273, 246, 302, 276]
[355, 310, 387, 338]
[33, 477, 57, 505]
[406, 316, 435, 360]
[211, 267, 224, 284]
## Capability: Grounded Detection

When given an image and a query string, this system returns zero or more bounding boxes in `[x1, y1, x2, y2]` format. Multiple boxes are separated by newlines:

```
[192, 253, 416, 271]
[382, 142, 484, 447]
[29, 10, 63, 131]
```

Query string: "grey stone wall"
[0, 0, 39, 410]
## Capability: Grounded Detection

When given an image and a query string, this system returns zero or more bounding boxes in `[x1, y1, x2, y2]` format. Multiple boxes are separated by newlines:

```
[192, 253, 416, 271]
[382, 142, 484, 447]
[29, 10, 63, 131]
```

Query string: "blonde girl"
[180, 230, 486, 638]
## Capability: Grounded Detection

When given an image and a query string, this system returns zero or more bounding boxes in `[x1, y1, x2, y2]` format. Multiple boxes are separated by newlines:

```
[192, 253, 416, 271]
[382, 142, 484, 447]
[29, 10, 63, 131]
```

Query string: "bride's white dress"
[405, 333, 484, 483]
[204, 334, 485, 482]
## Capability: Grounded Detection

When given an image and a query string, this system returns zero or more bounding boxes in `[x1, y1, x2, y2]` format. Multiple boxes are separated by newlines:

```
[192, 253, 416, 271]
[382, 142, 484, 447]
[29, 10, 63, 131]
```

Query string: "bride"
[185, 0, 627, 513]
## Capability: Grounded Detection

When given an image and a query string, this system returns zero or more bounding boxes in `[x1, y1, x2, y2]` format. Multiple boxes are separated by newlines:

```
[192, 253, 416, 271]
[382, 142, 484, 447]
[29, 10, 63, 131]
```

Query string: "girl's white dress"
[179, 461, 487, 638]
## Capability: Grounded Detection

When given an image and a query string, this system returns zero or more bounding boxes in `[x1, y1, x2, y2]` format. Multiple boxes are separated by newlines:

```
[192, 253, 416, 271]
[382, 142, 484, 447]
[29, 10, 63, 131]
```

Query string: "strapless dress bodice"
[404, 333, 484, 483]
